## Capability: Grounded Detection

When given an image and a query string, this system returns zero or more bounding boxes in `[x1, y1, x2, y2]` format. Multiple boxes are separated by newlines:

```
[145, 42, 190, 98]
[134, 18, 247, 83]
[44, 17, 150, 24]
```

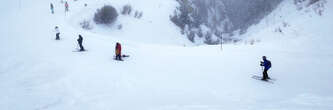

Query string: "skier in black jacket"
[77, 35, 85, 51]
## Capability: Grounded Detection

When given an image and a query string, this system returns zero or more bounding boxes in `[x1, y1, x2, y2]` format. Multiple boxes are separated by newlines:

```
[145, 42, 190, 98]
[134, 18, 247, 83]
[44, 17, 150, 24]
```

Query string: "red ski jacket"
[116, 43, 122, 55]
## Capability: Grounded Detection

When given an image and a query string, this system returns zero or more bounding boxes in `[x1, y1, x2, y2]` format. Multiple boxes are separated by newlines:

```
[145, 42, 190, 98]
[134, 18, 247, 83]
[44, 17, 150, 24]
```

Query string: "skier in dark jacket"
[77, 35, 85, 51]
[50, 3, 54, 14]
[55, 26, 60, 40]
[260, 56, 271, 80]
[115, 42, 122, 61]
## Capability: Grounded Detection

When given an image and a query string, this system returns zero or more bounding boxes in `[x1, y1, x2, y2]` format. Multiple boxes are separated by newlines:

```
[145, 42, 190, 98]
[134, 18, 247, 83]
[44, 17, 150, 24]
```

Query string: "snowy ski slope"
[0, 0, 332, 110]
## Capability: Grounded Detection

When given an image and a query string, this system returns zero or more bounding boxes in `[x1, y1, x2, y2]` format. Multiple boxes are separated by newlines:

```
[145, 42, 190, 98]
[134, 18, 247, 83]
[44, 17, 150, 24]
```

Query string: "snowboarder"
[260, 56, 272, 80]
[65, 1, 69, 12]
[55, 26, 60, 40]
[77, 35, 85, 51]
[50, 3, 54, 14]
[115, 42, 123, 61]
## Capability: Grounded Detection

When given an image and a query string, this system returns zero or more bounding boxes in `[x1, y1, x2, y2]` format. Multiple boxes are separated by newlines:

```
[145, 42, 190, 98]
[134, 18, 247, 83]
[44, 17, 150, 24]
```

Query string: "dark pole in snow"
[220, 32, 223, 51]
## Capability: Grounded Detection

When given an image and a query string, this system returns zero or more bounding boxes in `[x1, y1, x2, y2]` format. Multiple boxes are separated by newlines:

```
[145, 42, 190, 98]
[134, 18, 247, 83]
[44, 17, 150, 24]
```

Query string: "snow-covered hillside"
[0, 0, 332, 110]
[244, 0, 332, 52]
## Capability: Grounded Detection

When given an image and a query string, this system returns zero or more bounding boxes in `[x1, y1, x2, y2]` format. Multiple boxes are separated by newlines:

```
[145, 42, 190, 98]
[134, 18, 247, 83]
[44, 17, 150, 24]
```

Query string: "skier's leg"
[266, 70, 270, 79]
[79, 44, 84, 51]
[56, 33, 60, 40]
[82, 46, 85, 51]
[262, 69, 267, 80]
[79, 44, 82, 51]
[263, 69, 268, 80]
[116, 55, 120, 60]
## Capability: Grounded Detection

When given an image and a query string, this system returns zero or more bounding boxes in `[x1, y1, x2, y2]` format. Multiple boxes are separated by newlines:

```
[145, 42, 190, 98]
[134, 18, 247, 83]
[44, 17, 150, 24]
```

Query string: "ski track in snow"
[0, 0, 333, 110]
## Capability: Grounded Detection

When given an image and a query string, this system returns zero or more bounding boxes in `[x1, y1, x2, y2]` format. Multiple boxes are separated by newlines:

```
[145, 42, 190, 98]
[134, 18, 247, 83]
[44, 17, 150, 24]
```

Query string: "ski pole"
[260, 61, 264, 72]
[261, 66, 264, 71]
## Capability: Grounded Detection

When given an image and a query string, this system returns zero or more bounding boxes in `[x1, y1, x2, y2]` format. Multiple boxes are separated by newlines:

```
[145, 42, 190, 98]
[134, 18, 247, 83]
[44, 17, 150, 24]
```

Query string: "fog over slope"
[171, 0, 283, 44]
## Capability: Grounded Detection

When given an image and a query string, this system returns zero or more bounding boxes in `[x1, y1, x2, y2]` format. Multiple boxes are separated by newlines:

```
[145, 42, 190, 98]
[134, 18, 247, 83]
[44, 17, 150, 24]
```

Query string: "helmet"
[262, 56, 267, 59]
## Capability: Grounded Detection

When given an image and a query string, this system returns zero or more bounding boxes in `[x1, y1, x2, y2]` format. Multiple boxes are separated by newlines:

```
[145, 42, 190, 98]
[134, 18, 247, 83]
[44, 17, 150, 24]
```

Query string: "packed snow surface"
[0, 0, 332, 110]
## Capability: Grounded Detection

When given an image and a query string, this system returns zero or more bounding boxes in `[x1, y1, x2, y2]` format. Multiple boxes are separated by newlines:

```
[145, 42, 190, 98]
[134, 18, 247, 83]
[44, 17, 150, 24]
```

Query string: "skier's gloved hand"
[260, 61, 264, 66]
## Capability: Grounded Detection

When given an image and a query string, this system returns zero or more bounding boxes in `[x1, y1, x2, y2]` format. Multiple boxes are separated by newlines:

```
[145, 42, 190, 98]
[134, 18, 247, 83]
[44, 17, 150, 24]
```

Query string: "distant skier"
[50, 3, 54, 14]
[260, 56, 272, 80]
[65, 1, 69, 12]
[55, 26, 60, 40]
[115, 42, 123, 61]
[77, 35, 85, 51]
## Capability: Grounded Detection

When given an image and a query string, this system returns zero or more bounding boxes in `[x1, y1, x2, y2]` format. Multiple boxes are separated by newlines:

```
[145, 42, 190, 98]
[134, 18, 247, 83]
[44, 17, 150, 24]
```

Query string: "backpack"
[267, 60, 272, 69]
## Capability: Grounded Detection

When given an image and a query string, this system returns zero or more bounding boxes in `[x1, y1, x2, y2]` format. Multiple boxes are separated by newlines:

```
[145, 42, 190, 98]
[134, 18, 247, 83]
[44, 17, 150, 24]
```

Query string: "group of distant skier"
[49, 1, 273, 80]
[50, 1, 69, 14]
[51, 1, 126, 61]
[53, 26, 125, 61]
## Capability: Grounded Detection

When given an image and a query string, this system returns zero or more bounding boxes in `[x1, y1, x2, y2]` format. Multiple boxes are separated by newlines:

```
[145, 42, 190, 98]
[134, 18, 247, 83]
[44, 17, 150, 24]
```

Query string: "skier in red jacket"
[65, 1, 69, 12]
[115, 42, 122, 61]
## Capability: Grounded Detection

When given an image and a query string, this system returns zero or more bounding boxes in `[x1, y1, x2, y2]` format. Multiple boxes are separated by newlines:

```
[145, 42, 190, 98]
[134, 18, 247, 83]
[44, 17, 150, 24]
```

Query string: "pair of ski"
[251, 74, 276, 84]
[72, 50, 87, 52]
[72, 49, 130, 61]
[113, 55, 130, 61]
